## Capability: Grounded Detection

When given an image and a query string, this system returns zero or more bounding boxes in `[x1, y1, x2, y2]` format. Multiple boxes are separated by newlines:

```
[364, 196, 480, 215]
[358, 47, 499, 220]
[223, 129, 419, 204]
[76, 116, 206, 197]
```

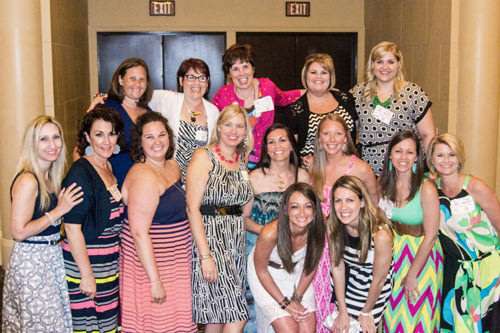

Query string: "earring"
[412, 162, 417, 174]
[388, 160, 393, 172]
[84, 145, 94, 156]
[113, 144, 121, 155]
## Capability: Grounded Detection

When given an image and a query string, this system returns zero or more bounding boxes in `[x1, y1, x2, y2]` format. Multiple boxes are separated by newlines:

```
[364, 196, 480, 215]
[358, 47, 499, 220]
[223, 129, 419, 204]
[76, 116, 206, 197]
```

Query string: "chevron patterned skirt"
[382, 233, 443, 333]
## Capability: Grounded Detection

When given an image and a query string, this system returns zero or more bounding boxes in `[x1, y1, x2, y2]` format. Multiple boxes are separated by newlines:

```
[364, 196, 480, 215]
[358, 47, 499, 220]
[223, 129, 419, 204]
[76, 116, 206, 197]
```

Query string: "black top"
[275, 90, 358, 155]
[62, 158, 115, 243]
[10, 171, 60, 237]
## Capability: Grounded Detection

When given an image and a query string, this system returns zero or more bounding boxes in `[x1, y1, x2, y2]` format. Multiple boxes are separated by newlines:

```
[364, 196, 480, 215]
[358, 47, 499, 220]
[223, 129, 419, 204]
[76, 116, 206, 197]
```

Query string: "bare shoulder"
[126, 164, 157, 187]
[297, 167, 311, 184]
[191, 148, 210, 165]
[373, 224, 393, 244]
[11, 172, 38, 194]
[421, 178, 438, 195]
[468, 176, 495, 197]
[249, 168, 265, 183]
[260, 220, 278, 243]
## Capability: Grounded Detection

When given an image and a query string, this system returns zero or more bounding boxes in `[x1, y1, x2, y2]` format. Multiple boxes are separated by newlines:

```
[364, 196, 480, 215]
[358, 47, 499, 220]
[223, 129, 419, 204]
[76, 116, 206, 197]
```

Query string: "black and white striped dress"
[175, 120, 209, 180]
[332, 233, 393, 326]
[192, 148, 254, 324]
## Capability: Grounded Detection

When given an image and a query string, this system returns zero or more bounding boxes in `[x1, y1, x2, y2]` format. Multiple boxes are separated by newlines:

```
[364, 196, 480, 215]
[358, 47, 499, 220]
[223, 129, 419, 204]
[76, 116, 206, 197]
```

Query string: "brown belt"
[392, 221, 423, 237]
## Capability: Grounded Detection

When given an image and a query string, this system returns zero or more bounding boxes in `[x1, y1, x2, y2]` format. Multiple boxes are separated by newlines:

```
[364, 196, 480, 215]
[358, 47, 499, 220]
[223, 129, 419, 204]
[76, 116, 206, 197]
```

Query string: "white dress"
[248, 245, 316, 333]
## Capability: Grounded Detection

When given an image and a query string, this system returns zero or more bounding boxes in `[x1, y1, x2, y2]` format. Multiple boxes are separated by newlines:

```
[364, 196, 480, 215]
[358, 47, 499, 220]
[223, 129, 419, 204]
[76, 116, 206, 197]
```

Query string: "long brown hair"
[329, 175, 388, 266]
[277, 182, 325, 274]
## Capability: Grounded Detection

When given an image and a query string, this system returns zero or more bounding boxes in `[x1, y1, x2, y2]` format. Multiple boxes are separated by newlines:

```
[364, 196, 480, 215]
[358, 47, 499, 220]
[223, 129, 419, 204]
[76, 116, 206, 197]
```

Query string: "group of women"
[2, 39, 499, 333]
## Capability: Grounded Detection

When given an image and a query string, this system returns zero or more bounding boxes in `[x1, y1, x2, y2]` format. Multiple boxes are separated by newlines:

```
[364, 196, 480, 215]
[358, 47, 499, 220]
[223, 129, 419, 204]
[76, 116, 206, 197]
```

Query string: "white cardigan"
[149, 90, 219, 144]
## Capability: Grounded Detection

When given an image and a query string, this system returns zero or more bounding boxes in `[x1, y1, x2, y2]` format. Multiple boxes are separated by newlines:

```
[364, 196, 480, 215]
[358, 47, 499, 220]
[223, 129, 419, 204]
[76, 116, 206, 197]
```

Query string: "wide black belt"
[200, 205, 242, 216]
[21, 237, 61, 245]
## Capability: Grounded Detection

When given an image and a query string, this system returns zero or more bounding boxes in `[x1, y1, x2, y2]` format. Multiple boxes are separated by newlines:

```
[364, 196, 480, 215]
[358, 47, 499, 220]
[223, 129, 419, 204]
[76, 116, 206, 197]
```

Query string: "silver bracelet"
[359, 311, 372, 317]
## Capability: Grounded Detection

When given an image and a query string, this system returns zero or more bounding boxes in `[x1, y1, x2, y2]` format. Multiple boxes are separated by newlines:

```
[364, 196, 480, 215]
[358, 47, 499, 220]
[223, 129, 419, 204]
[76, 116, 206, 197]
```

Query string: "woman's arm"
[65, 223, 96, 298]
[10, 173, 83, 241]
[416, 110, 436, 152]
[357, 160, 379, 204]
[186, 149, 217, 281]
[359, 226, 393, 332]
[329, 242, 351, 332]
[468, 177, 500, 234]
[126, 166, 165, 303]
[404, 180, 440, 301]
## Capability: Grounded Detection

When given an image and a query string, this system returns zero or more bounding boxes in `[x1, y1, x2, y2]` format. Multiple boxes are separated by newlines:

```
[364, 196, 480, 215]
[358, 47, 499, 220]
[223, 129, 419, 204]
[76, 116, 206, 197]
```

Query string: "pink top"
[320, 155, 356, 216]
[212, 77, 301, 164]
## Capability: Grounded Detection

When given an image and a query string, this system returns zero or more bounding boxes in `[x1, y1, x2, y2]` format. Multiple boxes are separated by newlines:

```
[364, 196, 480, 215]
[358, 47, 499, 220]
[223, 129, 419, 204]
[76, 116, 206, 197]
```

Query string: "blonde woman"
[428, 134, 500, 333]
[350, 41, 436, 175]
[187, 104, 254, 332]
[2, 116, 82, 333]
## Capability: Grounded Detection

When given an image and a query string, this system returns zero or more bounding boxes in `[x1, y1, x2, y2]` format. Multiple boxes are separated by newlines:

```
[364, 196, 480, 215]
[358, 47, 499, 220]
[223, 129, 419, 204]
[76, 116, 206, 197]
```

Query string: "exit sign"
[286, 1, 310, 17]
[150, 0, 175, 16]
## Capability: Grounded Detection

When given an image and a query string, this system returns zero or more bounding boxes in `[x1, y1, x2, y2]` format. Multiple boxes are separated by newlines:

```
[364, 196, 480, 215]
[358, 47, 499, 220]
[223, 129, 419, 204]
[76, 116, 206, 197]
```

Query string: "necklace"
[185, 103, 202, 123]
[214, 144, 239, 164]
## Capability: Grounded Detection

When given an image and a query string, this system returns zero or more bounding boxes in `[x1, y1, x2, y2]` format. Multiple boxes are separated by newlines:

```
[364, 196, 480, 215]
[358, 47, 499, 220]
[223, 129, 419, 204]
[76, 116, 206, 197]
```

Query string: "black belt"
[200, 205, 242, 216]
[268, 260, 297, 270]
[361, 140, 391, 148]
[21, 237, 61, 246]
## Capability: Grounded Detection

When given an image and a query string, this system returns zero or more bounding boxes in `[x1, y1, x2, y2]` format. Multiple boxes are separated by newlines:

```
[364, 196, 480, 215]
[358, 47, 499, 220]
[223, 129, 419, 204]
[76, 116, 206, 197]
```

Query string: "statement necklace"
[214, 144, 239, 164]
[185, 104, 202, 123]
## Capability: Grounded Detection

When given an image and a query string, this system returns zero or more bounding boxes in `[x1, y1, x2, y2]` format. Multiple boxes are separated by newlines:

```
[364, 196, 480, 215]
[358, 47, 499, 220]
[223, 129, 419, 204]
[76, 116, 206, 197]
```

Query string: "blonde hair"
[209, 104, 254, 160]
[16, 116, 67, 210]
[364, 41, 406, 100]
[427, 133, 465, 175]
[329, 175, 389, 266]
[301, 53, 337, 91]
[311, 114, 357, 200]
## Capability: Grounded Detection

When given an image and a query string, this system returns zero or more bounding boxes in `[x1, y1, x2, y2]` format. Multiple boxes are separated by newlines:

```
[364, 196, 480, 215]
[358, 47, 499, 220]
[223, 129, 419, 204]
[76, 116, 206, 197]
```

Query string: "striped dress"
[381, 190, 443, 333]
[62, 194, 124, 333]
[192, 148, 253, 323]
[333, 233, 393, 326]
[175, 120, 209, 181]
[120, 180, 196, 333]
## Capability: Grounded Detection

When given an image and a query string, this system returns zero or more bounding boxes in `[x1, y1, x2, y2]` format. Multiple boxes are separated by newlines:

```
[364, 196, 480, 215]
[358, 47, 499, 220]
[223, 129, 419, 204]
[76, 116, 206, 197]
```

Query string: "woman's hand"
[56, 183, 84, 215]
[403, 273, 418, 303]
[286, 300, 310, 322]
[301, 154, 314, 171]
[87, 93, 107, 112]
[359, 313, 376, 333]
[201, 257, 218, 283]
[333, 310, 350, 333]
[150, 280, 166, 304]
[80, 275, 96, 299]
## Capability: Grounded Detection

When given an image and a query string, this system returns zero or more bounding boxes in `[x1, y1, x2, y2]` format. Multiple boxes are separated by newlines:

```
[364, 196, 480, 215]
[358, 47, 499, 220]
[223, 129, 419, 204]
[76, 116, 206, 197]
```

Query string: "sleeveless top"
[380, 190, 423, 225]
[321, 155, 357, 216]
[152, 180, 187, 225]
[11, 172, 60, 237]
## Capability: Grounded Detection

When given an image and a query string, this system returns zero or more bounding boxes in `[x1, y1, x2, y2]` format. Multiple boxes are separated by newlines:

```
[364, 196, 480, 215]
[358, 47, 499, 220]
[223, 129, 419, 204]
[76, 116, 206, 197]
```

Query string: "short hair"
[131, 112, 174, 162]
[379, 130, 425, 203]
[209, 104, 253, 160]
[16, 116, 67, 210]
[277, 182, 325, 274]
[222, 43, 256, 76]
[176, 58, 211, 99]
[329, 175, 389, 266]
[76, 105, 124, 156]
[364, 41, 406, 100]
[301, 53, 336, 90]
[256, 123, 299, 179]
[427, 133, 465, 174]
[107, 57, 153, 108]
[311, 114, 358, 200]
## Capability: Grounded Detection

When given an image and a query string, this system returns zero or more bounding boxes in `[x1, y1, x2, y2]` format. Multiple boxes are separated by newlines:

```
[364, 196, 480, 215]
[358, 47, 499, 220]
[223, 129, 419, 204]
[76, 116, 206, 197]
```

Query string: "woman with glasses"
[149, 58, 219, 179]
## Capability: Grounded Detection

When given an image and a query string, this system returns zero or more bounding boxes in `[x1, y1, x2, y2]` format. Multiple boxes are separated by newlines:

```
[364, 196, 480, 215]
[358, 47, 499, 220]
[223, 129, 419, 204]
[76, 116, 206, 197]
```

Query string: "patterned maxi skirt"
[382, 233, 443, 333]
[2, 234, 72, 333]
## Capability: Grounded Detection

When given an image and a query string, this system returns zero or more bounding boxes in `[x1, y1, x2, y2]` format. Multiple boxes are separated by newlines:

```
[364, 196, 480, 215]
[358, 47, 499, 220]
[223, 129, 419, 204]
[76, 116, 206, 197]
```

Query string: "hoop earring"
[84, 145, 94, 156]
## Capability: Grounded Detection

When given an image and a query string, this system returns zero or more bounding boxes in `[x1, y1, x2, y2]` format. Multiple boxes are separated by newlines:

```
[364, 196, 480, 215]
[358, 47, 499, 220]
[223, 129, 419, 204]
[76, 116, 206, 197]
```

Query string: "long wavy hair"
[256, 123, 299, 180]
[311, 114, 357, 200]
[209, 104, 253, 161]
[379, 130, 424, 203]
[329, 175, 388, 266]
[363, 41, 406, 101]
[15, 116, 67, 210]
[277, 182, 325, 274]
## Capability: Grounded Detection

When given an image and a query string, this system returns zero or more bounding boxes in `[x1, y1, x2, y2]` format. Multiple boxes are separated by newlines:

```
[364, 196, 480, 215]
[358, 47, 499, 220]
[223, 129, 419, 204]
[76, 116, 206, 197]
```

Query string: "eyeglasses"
[184, 74, 209, 82]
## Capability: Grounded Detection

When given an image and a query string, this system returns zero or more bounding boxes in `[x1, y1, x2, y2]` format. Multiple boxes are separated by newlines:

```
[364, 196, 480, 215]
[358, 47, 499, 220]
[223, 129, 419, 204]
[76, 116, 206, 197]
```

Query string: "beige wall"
[87, 0, 365, 93]
[51, 0, 90, 150]
[364, 0, 452, 134]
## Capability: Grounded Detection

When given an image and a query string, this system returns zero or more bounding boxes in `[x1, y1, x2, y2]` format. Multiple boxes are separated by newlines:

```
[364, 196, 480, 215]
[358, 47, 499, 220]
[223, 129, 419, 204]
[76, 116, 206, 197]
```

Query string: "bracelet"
[199, 253, 213, 261]
[291, 290, 303, 303]
[45, 212, 57, 226]
[359, 311, 372, 317]
[278, 296, 291, 309]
